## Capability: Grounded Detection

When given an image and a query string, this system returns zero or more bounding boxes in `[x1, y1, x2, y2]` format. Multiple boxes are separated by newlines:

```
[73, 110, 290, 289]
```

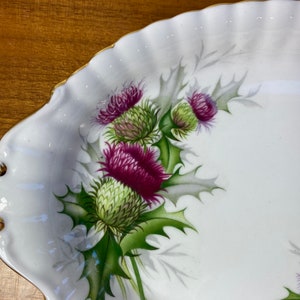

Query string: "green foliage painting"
[55, 45, 299, 299]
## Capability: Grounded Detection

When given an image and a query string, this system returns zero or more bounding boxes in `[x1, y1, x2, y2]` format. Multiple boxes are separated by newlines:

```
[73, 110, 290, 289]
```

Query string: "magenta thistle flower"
[96, 82, 143, 125]
[100, 143, 169, 205]
[187, 91, 217, 128]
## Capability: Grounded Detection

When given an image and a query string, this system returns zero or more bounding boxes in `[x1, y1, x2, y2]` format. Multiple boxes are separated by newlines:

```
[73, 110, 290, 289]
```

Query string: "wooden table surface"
[0, 0, 240, 298]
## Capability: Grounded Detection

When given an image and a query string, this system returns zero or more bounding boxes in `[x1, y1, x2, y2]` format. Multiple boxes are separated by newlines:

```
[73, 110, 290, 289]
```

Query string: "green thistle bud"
[171, 101, 198, 139]
[106, 101, 158, 145]
[90, 178, 146, 234]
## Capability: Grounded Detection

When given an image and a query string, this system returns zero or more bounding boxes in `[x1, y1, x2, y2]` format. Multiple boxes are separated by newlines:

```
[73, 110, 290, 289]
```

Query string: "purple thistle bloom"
[100, 143, 169, 205]
[96, 83, 143, 125]
[188, 91, 217, 128]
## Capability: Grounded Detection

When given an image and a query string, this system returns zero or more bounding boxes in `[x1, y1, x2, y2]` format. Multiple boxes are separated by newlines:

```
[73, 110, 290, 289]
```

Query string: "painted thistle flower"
[89, 178, 146, 234]
[96, 82, 143, 125]
[171, 101, 198, 139]
[106, 101, 158, 145]
[187, 91, 217, 128]
[100, 143, 169, 205]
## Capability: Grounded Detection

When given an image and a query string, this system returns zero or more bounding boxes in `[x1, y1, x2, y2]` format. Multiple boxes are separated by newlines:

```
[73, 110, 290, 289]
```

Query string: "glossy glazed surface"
[1, 1, 300, 299]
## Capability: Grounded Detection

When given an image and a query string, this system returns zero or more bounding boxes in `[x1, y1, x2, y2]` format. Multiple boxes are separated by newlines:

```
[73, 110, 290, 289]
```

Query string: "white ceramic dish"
[1, 1, 300, 299]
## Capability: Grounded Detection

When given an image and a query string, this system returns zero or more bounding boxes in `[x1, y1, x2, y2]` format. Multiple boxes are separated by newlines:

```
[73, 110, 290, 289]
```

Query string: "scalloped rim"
[0, 1, 300, 299]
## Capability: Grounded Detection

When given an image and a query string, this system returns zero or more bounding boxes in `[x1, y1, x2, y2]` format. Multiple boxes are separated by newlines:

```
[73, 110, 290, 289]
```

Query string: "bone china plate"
[1, 1, 300, 299]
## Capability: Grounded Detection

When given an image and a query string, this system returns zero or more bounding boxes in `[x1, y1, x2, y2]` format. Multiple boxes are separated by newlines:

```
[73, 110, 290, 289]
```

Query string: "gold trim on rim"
[1, 1, 269, 299]
[52, 43, 116, 92]
[0, 162, 7, 176]
[0, 218, 4, 231]
[50, 0, 261, 95]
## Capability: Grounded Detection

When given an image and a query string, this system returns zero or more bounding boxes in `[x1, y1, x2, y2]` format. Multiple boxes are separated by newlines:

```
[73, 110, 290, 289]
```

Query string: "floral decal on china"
[55, 45, 261, 300]
[283, 288, 300, 300]
[282, 243, 300, 299]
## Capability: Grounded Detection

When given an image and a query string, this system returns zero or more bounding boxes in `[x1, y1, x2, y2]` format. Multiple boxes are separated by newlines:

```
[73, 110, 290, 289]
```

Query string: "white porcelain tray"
[1, 1, 300, 299]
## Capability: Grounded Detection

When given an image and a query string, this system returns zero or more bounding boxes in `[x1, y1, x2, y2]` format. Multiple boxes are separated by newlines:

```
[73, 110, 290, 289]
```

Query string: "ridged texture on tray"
[1, 1, 300, 299]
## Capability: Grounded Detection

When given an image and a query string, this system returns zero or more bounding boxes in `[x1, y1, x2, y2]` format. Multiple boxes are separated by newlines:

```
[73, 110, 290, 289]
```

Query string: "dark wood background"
[0, 0, 240, 298]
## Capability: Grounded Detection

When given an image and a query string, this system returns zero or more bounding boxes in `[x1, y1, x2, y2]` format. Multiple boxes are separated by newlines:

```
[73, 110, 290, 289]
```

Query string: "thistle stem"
[130, 255, 146, 300]
[116, 276, 127, 300]
[121, 258, 138, 293]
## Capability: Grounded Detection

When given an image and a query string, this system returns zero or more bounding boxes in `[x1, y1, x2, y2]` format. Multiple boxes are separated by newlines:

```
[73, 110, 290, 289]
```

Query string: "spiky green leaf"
[56, 186, 96, 231]
[152, 63, 187, 119]
[82, 231, 129, 300]
[282, 288, 300, 300]
[154, 135, 183, 174]
[159, 108, 178, 140]
[120, 203, 194, 255]
[160, 166, 219, 204]
[212, 73, 257, 112]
